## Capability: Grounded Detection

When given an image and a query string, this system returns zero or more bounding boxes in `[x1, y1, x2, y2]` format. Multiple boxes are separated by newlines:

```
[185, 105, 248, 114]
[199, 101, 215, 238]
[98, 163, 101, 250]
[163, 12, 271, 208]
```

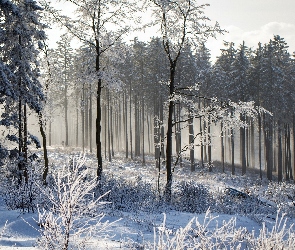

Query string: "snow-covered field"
[1, 148, 295, 249]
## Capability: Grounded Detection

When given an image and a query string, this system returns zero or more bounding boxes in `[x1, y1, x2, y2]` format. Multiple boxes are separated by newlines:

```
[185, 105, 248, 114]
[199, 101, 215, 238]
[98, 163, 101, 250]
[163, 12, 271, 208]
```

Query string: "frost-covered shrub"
[146, 210, 295, 250]
[214, 188, 276, 217]
[96, 174, 160, 213]
[262, 182, 295, 217]
[36, 155, 113, 250]
[146, 210, 246, 250]
[1, 161, 45, 213]
[172, 181, 212, 213]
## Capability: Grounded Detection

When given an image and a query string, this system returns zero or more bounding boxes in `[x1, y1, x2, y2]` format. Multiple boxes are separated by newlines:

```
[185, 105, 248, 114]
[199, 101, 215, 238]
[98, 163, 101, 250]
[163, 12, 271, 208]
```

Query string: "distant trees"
[41, 0, 136, 179]
[208, 36, 295, 181]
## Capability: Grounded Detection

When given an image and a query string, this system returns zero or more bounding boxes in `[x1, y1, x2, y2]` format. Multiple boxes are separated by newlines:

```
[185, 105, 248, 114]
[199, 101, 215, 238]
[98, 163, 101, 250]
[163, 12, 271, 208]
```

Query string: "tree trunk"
[96, 49, 103, 179]
[39, 111, 49, 185]
[278, 121, 282, 182]
[65, 83, 69, 147]
[240, 114, 246, 175]
[188, 105, 195, 171]
[208, 116, 212, 172]
[160, 96, 165, 159]
[165, 64, 176, 201]
[23, 104, 28, 182]
[110, 102, 114, 158]
[142, 98, 145, 165]
[85, 95, 89, 149]
[221, 122, 225, 173]
[49, 119, 52, 147]
[250, 119, 255, 168]
[107, 89, 111, 162]
[76, 95, 79, 147]
[231, 111, 235, 175]
[81, 89, 85, 152]
[129, 82, 133, 159]
[124, 91, 128, 158]
[199, 98, 204, 167]
[89, 85, 93, 153]
[258, 110, 262, 179]
[154, 99, 160, 161]
[104, 102, 107, 159]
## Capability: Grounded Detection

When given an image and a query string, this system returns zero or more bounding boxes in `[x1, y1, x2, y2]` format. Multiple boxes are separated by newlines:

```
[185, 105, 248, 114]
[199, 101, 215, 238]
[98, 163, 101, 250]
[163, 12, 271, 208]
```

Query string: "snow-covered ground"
[0, 148, 295, 249]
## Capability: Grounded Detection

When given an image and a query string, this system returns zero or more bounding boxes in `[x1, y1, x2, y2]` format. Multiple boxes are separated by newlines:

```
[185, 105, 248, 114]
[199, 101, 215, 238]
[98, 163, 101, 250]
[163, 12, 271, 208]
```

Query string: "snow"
[0, 149, 294, 249]
[0, 202, 261, 249]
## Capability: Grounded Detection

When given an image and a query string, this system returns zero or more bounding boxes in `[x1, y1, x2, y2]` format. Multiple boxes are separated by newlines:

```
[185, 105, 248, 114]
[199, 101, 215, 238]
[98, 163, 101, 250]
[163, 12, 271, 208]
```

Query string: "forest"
[1, 0, 295, 249]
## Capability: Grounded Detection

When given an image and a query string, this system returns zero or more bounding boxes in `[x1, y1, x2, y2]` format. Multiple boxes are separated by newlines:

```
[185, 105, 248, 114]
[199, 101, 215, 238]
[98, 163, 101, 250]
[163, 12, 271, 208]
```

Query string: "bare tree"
[41, 0, 136, 179]
[149, 0, 224, 199]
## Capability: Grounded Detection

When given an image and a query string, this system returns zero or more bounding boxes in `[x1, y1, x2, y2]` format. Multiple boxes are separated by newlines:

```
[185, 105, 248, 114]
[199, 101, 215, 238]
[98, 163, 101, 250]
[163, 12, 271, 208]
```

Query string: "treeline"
[46, 34, 295, 182]
[1, 1, 295, 185]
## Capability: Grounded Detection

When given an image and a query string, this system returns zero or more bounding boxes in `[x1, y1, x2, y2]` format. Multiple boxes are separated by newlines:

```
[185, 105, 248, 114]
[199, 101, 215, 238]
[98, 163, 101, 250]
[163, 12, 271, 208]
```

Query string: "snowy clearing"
[0, 149, 295, 249]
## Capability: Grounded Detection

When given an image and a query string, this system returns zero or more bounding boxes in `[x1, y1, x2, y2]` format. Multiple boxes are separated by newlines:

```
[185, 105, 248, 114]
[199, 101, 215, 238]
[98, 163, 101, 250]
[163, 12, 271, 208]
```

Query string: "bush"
[147, 210, 295, 250]
[1, 161, 44, 213]
[96, 175, 160, 213]
[172, 181, 212, 213]
[36, 155, 113, 250]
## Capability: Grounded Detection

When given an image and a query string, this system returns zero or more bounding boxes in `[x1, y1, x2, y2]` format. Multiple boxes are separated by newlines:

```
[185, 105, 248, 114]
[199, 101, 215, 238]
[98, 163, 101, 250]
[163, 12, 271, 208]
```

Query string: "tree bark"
[278, 121, 282, 182]
[188, 104, 195, 171]
[39, 111, 49, 185]
[142, 97, 145, 165]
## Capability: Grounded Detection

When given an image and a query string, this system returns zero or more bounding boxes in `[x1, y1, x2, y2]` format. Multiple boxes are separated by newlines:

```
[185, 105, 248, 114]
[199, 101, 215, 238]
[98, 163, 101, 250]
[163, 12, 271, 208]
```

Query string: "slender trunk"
[110, 103, 114, 157]
[108, 89, 111, 162]
[125, 91, 128, 158]
[165, 64, 176, 200]
[134, 95, 139, 156]
[160, 96, 165, 159]
[96, 49, 103, 179]
[85, 96, 89, 148]
[81, 90, 85, 152]
[188, 104, 194, 171]
[154, 99, 160, 160]
[250, 119, 255, 168]
[23, 104, 28, 182]
[231, 111, 235, 175]
[278, 121, 282, 182]
[49, 119, 52, 147]
[147, 112, 151, 154]
[65, 84, 69, 147]
[89, 85, 92, 153]
[258, 110, 262, 179]
[221, 122, 225, 173]
[286, 124, 292, 180]
[293, 114, 295, 180]
[177, 103, 182, 166]
[267, 118, 273, 181]
[18, 95, 23, 177]
[76, 95, 79, 147]
[39, 111, 49, 185]
[142, 98, 145, 165]
[199, 98, 204, 167]
[104, 102, 107, 159]
[208, 116, 212, 172]
[240, 114, 246, 175]
[129, 82, 133, 159]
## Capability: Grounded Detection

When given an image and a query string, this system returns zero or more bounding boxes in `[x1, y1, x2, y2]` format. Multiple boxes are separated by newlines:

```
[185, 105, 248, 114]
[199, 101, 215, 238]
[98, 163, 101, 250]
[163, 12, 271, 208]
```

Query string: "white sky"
[197, 0, 295, 60]
[47, 0, 295, 61]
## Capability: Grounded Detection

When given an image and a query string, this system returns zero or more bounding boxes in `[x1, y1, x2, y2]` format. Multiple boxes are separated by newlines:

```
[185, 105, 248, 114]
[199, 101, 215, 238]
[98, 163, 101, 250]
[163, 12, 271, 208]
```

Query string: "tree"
[55, 33, 74, 147]
[41, 0, 135, 179]
[149, 0, 223, 199]
[0, 0, 46, 181]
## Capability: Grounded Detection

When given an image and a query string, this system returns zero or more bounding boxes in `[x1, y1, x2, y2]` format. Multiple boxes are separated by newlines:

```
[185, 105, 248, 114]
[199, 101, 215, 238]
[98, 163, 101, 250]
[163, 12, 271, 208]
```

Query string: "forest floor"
[0, 147, 295, 249]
